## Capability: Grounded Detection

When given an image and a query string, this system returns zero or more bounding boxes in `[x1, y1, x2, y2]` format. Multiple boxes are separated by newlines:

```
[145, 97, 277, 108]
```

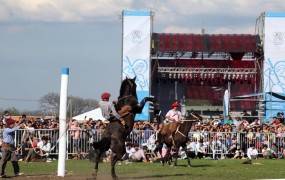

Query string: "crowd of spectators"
[1, 110, 285, 163]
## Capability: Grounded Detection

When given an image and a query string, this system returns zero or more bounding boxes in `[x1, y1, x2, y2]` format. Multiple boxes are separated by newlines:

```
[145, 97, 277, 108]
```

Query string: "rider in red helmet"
[99, 92, 124, 123]
[161, 101, 182, 139]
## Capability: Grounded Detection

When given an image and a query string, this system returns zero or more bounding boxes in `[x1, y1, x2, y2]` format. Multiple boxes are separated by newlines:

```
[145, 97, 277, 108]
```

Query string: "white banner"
[223, 90, 229, 118]
[122, 10, 151, 120]
[264, 12, 285, 121]
[264, 12, 285, 93]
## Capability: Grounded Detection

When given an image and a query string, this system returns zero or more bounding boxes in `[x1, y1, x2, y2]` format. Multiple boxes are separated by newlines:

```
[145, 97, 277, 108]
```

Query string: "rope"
[182, 119, 199, 122]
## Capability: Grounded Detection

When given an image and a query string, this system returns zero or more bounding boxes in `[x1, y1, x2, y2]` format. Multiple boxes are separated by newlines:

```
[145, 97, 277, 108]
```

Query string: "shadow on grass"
[123, 173, 191, 179]
[167, 164, 211, 168]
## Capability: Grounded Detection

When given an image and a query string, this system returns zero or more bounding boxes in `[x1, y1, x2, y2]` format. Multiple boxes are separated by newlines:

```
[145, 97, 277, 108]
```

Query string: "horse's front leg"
[135, 97, 156, 113]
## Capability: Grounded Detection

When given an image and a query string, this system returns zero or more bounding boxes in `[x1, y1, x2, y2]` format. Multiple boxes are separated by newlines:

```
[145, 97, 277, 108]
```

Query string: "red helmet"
[101, 92, 111, 99]
[171, 103, 179, 107]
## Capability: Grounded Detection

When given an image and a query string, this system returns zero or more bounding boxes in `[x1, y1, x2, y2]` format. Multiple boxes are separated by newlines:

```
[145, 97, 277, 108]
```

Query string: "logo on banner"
[273, 32, 284, 45]
[131, 30, 143, 43]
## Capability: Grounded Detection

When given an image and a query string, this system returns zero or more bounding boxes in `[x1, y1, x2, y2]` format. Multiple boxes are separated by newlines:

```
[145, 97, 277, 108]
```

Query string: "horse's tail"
[93, 137, 111, 153]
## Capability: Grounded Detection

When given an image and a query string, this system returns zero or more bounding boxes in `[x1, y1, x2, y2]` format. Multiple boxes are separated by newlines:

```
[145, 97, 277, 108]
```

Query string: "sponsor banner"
[122, 10, 151, 120]
[264, 12, 285, 120]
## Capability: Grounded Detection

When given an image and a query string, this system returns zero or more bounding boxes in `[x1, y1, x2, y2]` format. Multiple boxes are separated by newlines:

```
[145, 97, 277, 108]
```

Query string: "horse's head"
[117, 77, 138, 107]
[186, 111, 203, 122]
[119, 77, 137, 99]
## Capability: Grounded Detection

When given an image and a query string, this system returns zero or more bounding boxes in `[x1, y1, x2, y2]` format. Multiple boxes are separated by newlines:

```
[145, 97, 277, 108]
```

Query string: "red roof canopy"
[152, 33, 260, 53]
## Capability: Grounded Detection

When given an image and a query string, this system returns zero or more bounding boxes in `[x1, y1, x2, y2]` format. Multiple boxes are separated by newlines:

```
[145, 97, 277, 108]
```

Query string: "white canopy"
[72, 108, 106, 121]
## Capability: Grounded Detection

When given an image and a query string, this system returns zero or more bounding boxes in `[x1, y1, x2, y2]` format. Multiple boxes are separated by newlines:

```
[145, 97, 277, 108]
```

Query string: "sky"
[0, 0, 284, 112]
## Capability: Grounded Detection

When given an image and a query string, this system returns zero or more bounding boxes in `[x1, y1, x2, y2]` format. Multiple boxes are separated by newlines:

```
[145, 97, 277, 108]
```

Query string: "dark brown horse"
[156, 111, 202, 167]
[92, 77, 155, 180]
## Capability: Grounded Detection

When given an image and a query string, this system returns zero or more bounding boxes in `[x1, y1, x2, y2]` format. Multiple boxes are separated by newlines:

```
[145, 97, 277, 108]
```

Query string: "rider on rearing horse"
[99, 92, 131, 123]
[161, 102, 182, 139]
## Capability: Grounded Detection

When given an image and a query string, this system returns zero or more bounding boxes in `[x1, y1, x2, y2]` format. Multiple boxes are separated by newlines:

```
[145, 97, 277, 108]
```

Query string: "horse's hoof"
[92, 170, 98, 177]
[188, 165, 191, 167]
[113, 176, 119, 180]
[169, 164, 173, 167]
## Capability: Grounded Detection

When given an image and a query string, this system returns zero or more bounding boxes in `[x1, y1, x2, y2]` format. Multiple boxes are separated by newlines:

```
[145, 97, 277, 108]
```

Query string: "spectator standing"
[224, 115, 233, 125]
[2, 111, 10, 125]
[242, 110, 252, 124]
[233, 116, 241, 127]
[25, 121, 35, 139]
[269, 117, 280, 126]
[0, 118, 24, 177]
[21, 114, 27, 124]
[70, 120, 81, 149]
[249, 118, 260, 127]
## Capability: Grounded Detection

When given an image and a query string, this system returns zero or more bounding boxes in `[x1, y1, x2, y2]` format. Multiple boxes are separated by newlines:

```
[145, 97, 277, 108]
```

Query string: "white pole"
[57, 68, 69, 177]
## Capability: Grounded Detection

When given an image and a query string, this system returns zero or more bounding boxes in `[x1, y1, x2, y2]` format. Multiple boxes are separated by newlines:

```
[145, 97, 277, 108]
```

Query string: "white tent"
[72, 108, 106, 121]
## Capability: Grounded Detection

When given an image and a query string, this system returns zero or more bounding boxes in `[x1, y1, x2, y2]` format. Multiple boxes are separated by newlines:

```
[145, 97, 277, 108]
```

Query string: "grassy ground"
[3, 159, 285, 180]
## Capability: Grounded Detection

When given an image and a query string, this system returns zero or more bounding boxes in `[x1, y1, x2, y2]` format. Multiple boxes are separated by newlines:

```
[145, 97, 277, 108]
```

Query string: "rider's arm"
[109, 104, 123, 121]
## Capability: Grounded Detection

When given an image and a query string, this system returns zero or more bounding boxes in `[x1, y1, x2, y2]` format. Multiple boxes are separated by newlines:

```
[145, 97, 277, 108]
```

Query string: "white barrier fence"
[0, 129, 280, 158]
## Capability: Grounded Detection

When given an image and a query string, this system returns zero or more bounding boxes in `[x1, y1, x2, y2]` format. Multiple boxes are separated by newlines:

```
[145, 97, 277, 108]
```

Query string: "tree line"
[0, 92, 99, 118]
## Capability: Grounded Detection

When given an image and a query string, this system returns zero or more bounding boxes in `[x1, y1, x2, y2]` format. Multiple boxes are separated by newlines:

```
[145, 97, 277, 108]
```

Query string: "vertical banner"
[223, 90, 229, 119]
[264, 12, 285, 121]
[122, 10, 151, 120]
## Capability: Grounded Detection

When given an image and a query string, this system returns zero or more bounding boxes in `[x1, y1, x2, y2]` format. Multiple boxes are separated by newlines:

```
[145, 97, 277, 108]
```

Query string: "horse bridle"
[176, 113, 202, 138]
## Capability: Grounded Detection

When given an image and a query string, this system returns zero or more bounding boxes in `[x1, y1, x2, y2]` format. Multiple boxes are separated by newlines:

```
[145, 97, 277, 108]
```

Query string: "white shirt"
[128, 147, 136, 158]
[187, 142, 196, 152]
[37, 141, 51, 152]
[196, 143, 206, 153]
[247, 147, 258, 159]
[165, 109, 182, 122]
[25, 126, 35, 133]
[233, 119, 241, 127]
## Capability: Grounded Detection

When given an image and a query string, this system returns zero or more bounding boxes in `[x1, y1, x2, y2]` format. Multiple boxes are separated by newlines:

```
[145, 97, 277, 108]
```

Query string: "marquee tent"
[72, 108, 106, 121]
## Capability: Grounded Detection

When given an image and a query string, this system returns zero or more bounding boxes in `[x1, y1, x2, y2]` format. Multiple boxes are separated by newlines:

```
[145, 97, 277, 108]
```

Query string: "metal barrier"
[0, 129, 277, 159]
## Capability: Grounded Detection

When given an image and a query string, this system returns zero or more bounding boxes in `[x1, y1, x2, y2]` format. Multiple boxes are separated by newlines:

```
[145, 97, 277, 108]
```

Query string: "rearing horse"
[92, 77, 155, 180]
[156, 111, 202, 167]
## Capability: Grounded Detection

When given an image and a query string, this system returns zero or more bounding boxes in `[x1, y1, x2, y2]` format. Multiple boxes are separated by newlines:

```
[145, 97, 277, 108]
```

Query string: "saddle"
[118, 105, 132, 118]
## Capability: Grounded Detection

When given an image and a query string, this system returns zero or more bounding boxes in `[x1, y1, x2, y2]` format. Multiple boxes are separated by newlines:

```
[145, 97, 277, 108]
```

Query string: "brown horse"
[92, 77, 155, 180]
[156, 111, 202, 167]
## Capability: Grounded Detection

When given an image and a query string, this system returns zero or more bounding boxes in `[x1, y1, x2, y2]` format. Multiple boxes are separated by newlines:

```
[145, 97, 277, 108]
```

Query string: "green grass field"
[4, 159, 285, 180]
